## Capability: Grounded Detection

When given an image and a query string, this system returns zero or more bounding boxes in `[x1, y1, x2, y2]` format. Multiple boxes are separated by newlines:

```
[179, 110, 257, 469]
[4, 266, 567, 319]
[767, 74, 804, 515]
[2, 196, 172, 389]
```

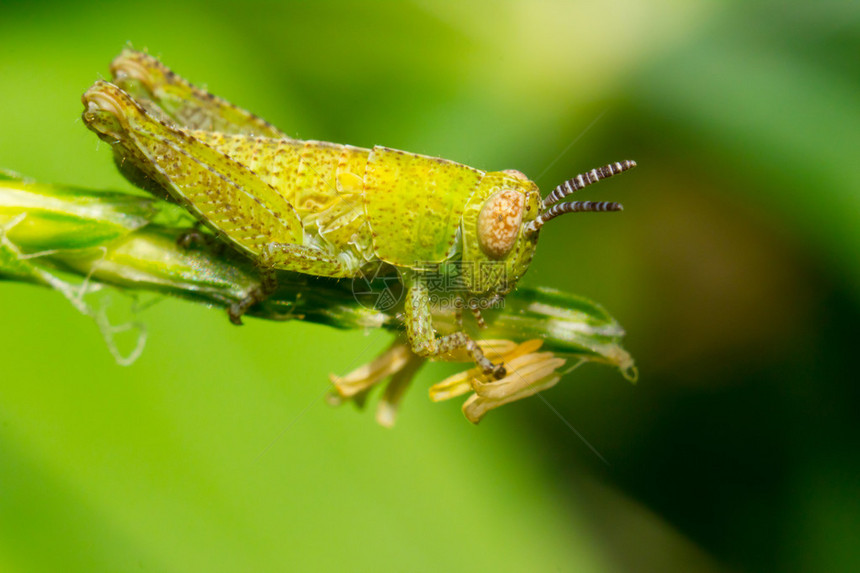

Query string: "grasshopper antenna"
[542, 160, 636, 208]
[524, 201, 624, 236]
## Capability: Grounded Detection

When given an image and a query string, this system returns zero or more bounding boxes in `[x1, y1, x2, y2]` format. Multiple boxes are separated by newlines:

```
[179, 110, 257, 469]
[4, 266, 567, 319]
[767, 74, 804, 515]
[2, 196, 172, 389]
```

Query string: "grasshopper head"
[461, 161, 637, 298]
[460, 170, 542, 297]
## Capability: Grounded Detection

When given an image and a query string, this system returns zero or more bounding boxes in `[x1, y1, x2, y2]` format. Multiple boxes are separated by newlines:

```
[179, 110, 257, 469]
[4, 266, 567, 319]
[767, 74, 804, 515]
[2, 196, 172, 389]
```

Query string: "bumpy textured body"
[86, 79, 539, 282]
[81, 49, 633, 379]
[183, 133, 511, 275]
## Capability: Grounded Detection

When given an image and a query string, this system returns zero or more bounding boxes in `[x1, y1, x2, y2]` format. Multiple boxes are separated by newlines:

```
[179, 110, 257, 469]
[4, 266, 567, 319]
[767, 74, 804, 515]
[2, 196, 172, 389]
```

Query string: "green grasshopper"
[81, 49, 636, 379]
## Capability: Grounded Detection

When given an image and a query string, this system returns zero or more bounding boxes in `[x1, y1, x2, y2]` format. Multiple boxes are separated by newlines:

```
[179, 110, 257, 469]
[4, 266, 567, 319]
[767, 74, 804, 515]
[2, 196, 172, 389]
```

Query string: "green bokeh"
[1, 1, 858, 572]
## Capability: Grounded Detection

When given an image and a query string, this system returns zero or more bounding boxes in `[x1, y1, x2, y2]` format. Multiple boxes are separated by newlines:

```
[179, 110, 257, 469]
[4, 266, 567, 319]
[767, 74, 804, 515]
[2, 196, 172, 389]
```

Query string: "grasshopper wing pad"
[364, 146, 482, 267]
[304, 145, 370, 249]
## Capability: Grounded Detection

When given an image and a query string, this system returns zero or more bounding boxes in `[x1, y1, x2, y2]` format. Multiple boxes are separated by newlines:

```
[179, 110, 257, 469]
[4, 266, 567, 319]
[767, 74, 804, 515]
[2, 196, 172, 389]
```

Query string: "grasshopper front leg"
[403, 274, 506, 379]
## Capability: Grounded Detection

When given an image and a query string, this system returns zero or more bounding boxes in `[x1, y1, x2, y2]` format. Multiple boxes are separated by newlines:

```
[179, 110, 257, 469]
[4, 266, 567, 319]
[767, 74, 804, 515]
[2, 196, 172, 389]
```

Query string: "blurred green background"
[2, 1, 859, 571]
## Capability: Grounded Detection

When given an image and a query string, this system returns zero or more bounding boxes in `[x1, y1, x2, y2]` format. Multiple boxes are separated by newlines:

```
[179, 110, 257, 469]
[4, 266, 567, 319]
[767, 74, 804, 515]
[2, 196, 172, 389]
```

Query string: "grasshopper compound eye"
[477, 188, 525, 259]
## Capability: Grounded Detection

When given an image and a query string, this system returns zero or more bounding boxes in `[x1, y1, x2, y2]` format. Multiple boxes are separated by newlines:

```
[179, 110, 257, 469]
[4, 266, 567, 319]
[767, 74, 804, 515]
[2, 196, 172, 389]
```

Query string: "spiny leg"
[404, 276, 505, 379]
[83, 81, 356, 327]
[436, 331, 505, 379]
[82, 81, 306, 261]
[109, 49, 287, 138]
[84, 85, 352, 271]
[468, 301, 487, 329]
[453, 297, 490, 333]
